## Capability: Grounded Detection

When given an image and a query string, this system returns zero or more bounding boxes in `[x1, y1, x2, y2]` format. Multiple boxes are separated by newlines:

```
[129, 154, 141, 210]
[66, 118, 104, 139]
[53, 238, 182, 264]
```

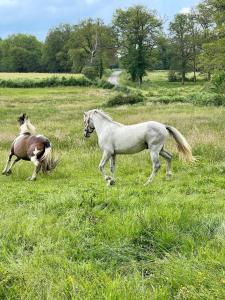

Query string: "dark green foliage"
[42, 24, 73, 73]
[0, 76, 115, 89]
[211, 71, 225, 94]
[113, 5, 162, 84]
[106, 92, 144, 106]
[191, 92, 225, 106]
[0, 34, 43, 72]
[82, 66, 98, 80]
[0, 76, 92, 88]
[94, 79, 114, 89]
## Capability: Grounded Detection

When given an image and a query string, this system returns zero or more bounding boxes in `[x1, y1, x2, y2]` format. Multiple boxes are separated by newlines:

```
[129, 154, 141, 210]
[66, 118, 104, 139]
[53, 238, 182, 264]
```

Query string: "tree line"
[0, 0, 224, 84]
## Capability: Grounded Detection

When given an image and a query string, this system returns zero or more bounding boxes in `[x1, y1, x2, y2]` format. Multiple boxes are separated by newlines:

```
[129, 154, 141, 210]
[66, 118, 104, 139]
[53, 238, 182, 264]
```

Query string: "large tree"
[197, 0, 225, 77]
[69, 19, 116, 77]
[0, 34, 43, 72]
[113, 5, 162, 84]
[169, 14, 193, 84]
[42, 24, 72, 73]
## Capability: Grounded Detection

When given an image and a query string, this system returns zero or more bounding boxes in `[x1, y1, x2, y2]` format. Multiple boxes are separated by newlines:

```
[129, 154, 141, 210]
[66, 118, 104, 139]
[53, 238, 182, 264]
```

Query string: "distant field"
[120, 70, 222, 106]
[0, 72, 84, 80]
[0, 72, 225, 299]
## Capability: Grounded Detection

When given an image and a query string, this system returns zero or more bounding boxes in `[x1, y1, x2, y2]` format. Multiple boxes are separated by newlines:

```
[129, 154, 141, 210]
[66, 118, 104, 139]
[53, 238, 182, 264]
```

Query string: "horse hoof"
[166, 174, 172, 180]
[2, 170, 12, 176]
[106, 178, 115, 186]
[109, 179, 115, 186]
[27, 177, 36, 181]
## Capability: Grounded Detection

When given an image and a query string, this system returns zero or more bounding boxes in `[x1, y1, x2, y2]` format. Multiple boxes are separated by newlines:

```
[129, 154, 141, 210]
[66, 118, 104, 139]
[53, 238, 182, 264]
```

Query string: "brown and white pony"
[2, 114, 57, 180]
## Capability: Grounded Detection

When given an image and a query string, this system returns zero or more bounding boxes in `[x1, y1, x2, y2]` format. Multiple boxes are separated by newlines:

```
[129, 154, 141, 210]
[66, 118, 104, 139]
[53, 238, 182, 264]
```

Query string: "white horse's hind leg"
[99, 151, 114, 185]
[160, 149, 172, 179]
[145, 148, 161, 185]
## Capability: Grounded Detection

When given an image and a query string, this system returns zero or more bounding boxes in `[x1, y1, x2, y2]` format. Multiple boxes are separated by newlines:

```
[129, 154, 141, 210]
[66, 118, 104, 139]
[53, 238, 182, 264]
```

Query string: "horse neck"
[92, 113, 114, 136]
[20, 120, 36, 135]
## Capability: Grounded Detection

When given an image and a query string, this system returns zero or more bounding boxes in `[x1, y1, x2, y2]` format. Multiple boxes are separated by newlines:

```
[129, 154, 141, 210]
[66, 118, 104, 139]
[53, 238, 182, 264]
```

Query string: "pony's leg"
[109, 154, 116, 184]
[2, 153, 14, 175]
[29, 164, 41, 181]
[99, 151, 114, 185]
[7, 157, 21, 173]
[160, 149, 172, 179]
[145, 148, 161, 185]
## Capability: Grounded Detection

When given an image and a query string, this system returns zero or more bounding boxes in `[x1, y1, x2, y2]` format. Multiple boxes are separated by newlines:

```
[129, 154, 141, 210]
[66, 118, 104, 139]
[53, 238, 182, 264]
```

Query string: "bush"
[0, 76, 92, 88]
[95, 79, 114, 89]
[211, 71, 225, 94]
[191, 92, 225, 106]
[106, 92, 144, 107]
[81, 66, 98, 80]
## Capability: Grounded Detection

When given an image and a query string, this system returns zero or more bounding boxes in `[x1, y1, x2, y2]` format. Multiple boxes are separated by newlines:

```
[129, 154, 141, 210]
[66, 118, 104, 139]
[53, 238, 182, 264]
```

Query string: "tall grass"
[0, 76, 225, 299]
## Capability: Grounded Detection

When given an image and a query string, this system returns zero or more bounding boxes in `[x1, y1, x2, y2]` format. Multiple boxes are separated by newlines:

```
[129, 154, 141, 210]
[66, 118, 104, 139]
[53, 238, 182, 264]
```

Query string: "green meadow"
[0, 72, 225, 299]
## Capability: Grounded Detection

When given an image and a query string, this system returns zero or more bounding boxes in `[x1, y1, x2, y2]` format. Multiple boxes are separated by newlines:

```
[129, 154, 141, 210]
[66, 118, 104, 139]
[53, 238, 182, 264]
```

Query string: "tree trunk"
[181, 70, 185, 85]
[139, 75, 143, 85]
[193, 53, 196, 83]
[207, 71, 211, 81]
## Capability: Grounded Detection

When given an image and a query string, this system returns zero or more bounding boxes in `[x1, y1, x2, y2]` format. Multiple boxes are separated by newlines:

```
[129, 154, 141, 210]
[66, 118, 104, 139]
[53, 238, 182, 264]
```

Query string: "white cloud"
[0, 0, 18, 7]
[85, 0, 99, 4]
[180, 7, 191, 15]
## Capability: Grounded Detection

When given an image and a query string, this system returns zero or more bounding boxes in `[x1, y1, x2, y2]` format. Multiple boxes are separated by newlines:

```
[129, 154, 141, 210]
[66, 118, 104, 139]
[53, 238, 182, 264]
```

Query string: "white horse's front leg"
[99, 151, 115, 185]
[109, 154, 116, 184]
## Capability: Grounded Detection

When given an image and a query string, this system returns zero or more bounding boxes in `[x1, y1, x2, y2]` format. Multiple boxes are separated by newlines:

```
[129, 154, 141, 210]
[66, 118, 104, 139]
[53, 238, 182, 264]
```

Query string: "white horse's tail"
[166, 126, 195, 162]
[40, 146, 58, 173]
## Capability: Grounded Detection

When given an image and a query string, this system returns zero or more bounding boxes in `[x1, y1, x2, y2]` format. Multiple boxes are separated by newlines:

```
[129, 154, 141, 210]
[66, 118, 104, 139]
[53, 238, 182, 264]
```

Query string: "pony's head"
[18, 113, 36, 135]
[18, 113, 27, 125]
[83, 110, 95, 138]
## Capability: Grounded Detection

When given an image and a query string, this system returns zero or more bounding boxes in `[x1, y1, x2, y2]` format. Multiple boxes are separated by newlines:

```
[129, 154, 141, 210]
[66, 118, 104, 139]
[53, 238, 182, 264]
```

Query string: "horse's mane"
[94, 109, 123, 126]
[95, 110, 113, 121]
[20, 119, 36, 135]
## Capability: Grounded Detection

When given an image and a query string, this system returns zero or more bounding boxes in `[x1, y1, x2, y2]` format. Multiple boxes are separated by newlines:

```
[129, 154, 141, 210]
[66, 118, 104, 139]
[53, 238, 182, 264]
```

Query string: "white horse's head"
[83, 110, 96, 138]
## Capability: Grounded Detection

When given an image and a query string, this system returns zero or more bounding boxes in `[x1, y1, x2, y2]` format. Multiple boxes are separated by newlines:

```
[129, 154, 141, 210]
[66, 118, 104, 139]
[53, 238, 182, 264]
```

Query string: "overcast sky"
[0, 0, 200, 41]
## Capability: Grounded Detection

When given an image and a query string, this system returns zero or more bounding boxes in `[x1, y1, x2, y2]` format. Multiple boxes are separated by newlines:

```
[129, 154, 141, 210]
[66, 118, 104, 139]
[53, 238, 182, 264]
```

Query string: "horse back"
[12, 134, 50, 161]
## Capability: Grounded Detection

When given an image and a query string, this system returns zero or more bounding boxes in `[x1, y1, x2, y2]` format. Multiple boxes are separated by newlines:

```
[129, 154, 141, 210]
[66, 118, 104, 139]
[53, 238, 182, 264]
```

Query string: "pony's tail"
[166, 126, 195, 162]
[40, 145, 58, 173]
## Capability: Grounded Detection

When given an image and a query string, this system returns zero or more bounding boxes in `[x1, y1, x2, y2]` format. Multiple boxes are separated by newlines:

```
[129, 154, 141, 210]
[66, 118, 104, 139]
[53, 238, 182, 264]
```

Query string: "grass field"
[0, 72, 225, 299]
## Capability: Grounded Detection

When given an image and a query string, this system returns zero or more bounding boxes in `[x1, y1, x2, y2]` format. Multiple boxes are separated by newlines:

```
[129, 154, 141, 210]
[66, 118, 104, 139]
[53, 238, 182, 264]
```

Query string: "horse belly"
[13, 137, 30, 160]
[114, 139, 146, 154]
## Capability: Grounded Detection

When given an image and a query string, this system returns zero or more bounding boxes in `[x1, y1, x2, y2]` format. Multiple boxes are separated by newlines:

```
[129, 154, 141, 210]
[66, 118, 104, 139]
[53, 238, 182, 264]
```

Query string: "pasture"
[0, 72, 225, 299]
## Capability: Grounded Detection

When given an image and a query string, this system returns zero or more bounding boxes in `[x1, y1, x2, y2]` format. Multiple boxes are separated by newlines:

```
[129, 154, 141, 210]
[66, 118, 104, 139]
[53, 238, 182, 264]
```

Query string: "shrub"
[81, 66, 98, 80]
[0, 76, 92, 88]
[105, 92, 144, 107]
[191, 92, 225, 106]
[95, 79, 114, 89]
[211, 71, 225, 94]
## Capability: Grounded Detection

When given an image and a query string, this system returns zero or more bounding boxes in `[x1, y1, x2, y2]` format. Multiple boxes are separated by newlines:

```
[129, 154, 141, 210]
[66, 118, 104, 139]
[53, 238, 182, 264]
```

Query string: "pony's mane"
[20, 119, 36, 135]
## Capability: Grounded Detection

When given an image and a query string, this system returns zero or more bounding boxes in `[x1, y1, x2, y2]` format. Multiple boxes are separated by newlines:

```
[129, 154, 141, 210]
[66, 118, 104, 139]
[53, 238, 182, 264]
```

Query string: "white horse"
[84, 109, 195, 185]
